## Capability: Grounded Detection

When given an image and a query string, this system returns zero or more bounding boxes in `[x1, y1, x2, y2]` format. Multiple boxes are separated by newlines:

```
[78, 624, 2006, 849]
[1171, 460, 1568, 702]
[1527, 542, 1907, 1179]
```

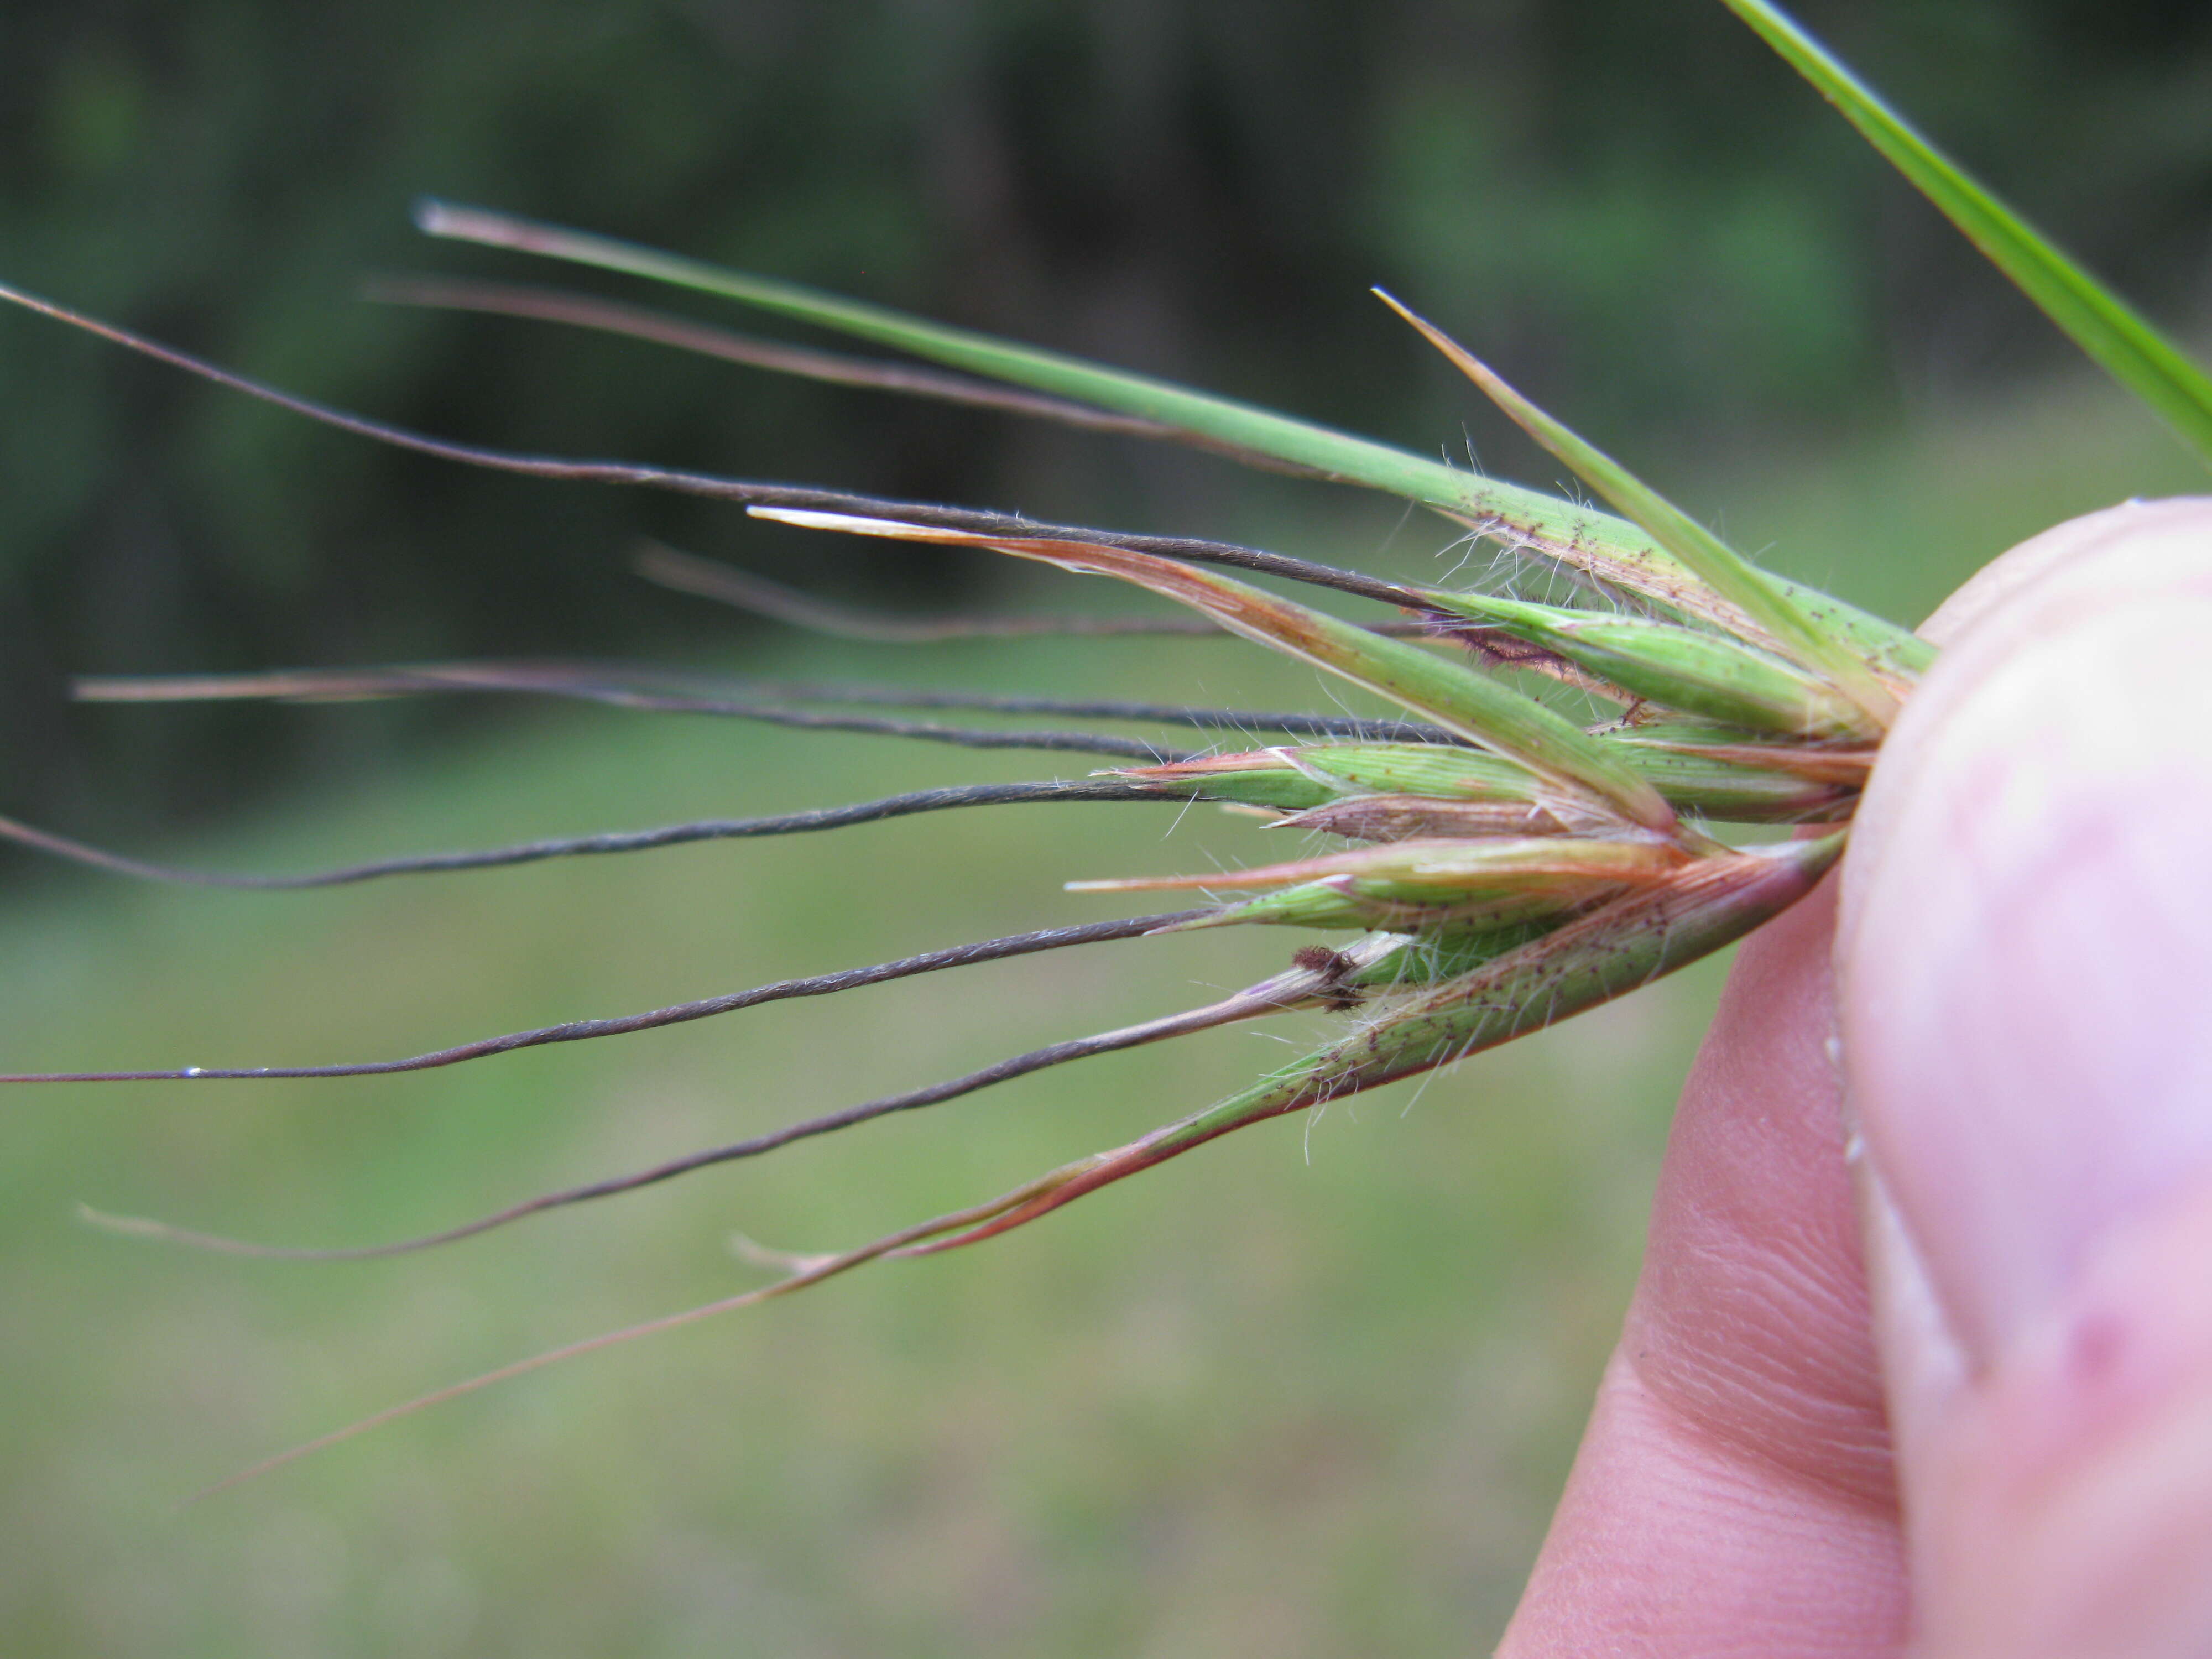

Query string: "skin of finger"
[1841, 497, 2212, 1360]
[1501, 499, 2212, 1655]
[1908, 1178, 2212, 1658]
[1838, 497, 2212, 1655]
[1840, 502, 2206, 1477]
[1494, 504, 2198, 1655]
[1497, 881, 1907, 1657]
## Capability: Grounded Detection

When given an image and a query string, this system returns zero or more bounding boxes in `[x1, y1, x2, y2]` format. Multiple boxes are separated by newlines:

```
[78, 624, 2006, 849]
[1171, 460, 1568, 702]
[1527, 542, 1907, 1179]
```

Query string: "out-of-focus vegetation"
[3, 3, 2211, 1655]
[1, 0, 2207, 834]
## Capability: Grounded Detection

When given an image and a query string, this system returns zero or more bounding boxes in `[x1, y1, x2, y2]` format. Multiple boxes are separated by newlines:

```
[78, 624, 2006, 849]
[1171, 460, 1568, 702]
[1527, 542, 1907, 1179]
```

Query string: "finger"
[1500, 877, 1907, 1656]
[1840, 497, 2212, 1658]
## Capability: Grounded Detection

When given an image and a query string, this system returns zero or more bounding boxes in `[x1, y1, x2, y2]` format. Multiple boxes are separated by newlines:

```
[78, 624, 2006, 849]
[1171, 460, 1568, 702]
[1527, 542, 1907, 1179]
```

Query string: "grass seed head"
[11, 0, 2210, 1489]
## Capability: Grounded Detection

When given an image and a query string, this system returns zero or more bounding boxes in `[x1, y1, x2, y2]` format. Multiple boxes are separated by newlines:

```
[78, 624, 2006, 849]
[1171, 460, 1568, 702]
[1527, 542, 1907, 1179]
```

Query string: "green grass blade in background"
[1723, 0, 2212, 468]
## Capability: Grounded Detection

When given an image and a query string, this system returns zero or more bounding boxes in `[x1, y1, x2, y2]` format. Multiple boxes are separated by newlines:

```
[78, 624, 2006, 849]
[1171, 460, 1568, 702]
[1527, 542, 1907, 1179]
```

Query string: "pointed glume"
[1375, 289, 1901, 728]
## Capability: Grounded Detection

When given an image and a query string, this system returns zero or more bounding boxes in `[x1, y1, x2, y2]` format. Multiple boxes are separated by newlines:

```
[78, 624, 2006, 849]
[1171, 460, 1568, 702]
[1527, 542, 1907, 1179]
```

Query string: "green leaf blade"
[1722, 0, 2212, 467]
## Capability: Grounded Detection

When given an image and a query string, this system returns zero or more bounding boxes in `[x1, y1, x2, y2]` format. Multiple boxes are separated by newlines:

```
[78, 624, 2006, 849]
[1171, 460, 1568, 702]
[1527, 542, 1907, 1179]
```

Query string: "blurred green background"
[2, 2, 2209, 1653]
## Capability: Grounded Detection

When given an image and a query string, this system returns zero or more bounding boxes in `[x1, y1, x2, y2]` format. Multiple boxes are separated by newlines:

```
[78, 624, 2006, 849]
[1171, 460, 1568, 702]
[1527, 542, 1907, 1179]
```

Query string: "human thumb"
[1839, 497, 2212, 1657]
